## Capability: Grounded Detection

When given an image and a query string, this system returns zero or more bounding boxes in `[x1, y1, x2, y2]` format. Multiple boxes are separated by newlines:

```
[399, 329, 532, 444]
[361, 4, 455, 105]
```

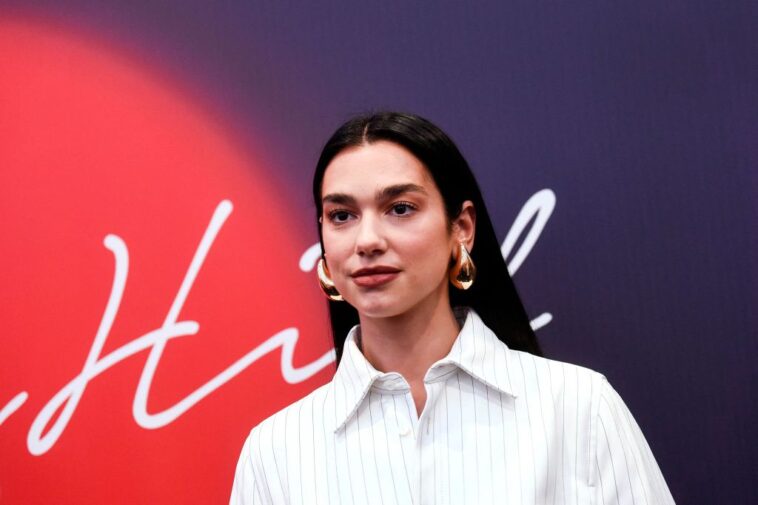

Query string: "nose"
[354, 213, 387, 257]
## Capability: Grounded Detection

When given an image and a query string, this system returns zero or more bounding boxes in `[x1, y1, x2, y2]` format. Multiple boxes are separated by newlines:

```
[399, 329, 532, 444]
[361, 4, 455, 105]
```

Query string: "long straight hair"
[313, 111, 542, 362]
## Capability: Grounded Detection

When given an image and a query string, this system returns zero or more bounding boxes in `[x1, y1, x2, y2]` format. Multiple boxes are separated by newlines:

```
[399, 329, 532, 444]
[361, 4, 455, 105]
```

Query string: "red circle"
[0, 18, 332, 504]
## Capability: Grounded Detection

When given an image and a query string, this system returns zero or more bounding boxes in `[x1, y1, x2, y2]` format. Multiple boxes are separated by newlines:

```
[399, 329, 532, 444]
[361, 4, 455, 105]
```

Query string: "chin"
[348, 293, 408, 319]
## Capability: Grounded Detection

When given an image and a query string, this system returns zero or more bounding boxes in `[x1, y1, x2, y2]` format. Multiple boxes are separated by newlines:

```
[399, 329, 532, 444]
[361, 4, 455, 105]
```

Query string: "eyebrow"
[322, 183, 428, 205]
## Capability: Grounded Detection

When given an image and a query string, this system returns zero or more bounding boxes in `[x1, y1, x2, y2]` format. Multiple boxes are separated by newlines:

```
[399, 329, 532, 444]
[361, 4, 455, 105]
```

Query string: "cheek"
[322, 231, 351, 273]
[398, 226, 452, 277]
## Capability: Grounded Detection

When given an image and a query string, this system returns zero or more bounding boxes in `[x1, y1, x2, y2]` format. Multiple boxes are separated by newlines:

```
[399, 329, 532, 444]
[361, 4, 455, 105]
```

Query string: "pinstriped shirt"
[230, 307, 675, 504]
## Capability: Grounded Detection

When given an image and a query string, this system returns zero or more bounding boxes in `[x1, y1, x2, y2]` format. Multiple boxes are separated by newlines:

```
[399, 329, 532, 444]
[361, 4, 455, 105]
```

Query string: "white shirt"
[230, 306, 674, 504]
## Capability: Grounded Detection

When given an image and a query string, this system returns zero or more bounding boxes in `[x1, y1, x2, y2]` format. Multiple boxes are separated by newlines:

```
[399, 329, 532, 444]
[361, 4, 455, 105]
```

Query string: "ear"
[451, 200, 476, 252]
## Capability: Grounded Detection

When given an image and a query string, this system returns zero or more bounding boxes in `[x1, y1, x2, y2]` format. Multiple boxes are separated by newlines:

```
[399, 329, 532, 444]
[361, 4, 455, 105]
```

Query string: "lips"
[351, 266, 401, 288]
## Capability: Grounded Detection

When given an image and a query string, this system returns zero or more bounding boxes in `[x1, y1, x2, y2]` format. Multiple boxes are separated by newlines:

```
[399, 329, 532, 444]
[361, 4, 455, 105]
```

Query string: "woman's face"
[320, 140, 471, 319]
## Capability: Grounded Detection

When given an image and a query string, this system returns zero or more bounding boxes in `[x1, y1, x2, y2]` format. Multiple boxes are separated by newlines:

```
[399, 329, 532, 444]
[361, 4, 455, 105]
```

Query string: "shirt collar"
[330, 306, 518, 433]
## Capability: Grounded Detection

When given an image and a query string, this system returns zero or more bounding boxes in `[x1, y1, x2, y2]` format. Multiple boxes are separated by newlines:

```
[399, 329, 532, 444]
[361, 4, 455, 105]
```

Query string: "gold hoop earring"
[449, 242, 476, 290]
[317, 258, 344, 301]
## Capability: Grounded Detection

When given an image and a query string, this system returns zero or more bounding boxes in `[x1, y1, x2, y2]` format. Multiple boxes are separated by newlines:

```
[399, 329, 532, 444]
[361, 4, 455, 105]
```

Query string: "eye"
[327, 209, 353, 224]
[389, 201, 417, 217]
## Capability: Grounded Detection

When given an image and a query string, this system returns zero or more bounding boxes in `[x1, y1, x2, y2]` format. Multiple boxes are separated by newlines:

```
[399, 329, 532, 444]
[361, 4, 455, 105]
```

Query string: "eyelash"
[326, 201, 418, 224]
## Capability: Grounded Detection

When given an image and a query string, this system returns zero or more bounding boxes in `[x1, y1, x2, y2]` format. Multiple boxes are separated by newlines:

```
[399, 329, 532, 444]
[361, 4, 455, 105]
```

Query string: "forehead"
[322, 141, 434, 196]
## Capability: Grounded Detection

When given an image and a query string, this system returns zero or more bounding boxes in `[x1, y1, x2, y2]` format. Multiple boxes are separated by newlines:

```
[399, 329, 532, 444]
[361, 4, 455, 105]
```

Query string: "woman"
[231, 112, 675, 504]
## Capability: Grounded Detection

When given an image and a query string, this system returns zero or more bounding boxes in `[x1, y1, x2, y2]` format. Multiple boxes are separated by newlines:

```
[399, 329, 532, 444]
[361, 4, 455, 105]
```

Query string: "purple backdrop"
[3, 1, 756, 503]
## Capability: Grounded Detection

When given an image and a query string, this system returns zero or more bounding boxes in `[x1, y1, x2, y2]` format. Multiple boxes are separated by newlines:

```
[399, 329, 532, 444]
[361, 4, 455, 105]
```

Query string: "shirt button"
[398, 423, 412, 437]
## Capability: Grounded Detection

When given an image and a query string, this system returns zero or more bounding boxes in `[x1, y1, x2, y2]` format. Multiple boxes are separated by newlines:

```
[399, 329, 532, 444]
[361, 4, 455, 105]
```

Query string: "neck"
[357, 287, 461, 387]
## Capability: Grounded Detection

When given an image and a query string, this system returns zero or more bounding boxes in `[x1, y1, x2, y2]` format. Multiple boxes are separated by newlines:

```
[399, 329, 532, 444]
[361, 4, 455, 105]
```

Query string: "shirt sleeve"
[230, 431, 266, 505]
[592, 378, 675, 504]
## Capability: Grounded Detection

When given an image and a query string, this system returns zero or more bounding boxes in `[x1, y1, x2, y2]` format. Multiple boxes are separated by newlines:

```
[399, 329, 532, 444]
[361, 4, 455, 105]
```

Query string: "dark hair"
[313, 111, 542, 362]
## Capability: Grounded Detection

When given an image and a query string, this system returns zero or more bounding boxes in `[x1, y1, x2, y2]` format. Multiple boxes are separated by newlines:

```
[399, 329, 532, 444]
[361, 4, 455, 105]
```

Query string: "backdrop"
[1, 1, 755, 504]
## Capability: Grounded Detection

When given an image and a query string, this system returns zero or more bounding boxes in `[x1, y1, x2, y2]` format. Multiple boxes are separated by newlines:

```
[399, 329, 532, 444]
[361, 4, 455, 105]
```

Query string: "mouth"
[351, 266, 401, 288]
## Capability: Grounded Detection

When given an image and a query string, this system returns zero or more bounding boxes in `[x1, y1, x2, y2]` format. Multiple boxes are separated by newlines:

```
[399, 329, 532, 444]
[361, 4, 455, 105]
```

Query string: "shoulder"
[507, 348, 609, 403]
[232, 382, 334, 504]
[505, 348, 620, 444]
[243, 381, 333, 453]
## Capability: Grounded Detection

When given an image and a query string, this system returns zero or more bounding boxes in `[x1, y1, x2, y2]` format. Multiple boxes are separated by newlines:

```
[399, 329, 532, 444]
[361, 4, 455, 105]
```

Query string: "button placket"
[418, 379, 441, 439]
[376, 373, 415, 439]
[403, 391, 418, 439]
[417, 380, 441, 505]
[399, 423, 412, 437]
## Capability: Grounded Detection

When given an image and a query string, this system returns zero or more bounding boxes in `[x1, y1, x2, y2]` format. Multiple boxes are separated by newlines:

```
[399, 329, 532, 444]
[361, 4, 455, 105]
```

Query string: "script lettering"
[2, 189, 554, 455]
[15, 200, 334, 456]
